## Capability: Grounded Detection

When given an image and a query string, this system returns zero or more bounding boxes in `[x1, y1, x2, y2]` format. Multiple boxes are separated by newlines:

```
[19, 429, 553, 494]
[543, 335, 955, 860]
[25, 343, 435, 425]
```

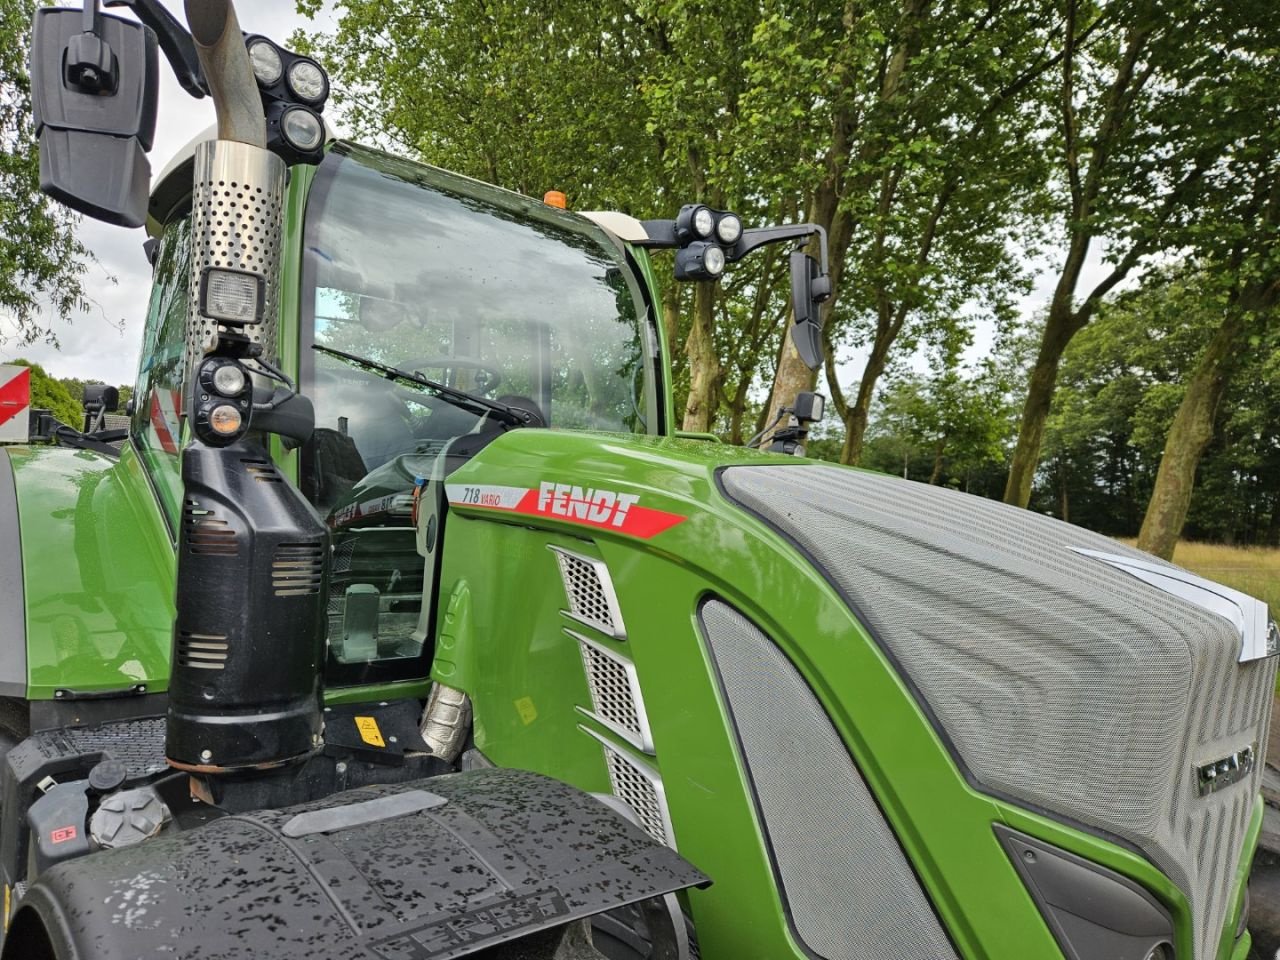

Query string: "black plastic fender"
[3, 767, 708, 960]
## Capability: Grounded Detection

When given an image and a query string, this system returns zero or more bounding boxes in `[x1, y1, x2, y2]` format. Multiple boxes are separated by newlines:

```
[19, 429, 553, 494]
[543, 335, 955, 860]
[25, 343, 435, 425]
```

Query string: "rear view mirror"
[31, 6, 159, 227]
[789, 250, 831, 370]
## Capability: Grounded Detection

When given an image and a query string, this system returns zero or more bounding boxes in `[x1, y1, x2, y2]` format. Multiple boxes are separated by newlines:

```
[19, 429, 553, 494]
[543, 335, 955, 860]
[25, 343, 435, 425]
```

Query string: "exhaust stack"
[165, 0, 328, 776]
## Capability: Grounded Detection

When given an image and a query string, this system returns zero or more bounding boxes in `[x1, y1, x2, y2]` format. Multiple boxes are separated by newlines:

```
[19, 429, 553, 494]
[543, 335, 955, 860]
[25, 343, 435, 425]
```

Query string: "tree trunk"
[1136, 310, 1246, 559]
[838, 334, 893, 465]
[681, 282, 720, 433]
[929, 438, 947, 484]
[660, 282, 680, 359]
[766, 324, 819, 432]
[1003, 288, 1086, 506]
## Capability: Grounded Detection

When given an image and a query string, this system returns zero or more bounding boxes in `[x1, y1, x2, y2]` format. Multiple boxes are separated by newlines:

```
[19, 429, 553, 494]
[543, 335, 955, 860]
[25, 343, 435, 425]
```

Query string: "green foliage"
[6, 357, 80, 426]
[1039, 271, 1278, 542]
[0, 0, 91, 346]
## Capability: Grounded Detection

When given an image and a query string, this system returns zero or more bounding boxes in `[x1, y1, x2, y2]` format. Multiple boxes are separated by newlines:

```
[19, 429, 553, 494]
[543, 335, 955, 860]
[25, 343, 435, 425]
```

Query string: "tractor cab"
[296, 143, 664, 686]
[135, 137, 668, 693]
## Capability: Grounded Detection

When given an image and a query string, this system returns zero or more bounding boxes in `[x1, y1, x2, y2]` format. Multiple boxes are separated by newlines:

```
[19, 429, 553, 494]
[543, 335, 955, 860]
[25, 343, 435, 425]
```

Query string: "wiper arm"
[311, 345, 532, 427]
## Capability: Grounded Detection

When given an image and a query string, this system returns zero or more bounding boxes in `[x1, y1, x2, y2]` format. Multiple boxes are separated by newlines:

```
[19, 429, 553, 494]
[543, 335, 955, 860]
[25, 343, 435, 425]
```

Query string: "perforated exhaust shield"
[185, 139, 284, 378]
[721, 464, 1276, 960]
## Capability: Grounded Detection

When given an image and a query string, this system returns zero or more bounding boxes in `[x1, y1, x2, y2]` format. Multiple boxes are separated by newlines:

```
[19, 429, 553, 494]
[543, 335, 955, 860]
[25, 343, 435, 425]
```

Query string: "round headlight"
[208, 404, 243, 437]
[702, 245, 726, 277]
[693, 206, 715, 239]
[716, 213, 742, 245]
[247, 39, 283, 86]
[286, 59, 329, 104]
[211, 363, 247, 397]
[281, 107, 324, 152]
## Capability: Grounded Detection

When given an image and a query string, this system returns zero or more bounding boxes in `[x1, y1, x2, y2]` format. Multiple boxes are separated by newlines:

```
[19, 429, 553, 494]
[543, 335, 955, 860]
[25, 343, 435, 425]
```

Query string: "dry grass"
[1170, 542, 1280, 613]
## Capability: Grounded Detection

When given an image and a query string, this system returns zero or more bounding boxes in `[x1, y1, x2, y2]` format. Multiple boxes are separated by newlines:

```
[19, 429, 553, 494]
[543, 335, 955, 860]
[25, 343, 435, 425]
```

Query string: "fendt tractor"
[0, 1, 1275, 958]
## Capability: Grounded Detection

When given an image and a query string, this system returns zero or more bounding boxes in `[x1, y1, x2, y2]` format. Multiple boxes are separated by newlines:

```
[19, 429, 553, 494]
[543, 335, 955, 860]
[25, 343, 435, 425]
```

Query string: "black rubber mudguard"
[6, 768, 708, 960]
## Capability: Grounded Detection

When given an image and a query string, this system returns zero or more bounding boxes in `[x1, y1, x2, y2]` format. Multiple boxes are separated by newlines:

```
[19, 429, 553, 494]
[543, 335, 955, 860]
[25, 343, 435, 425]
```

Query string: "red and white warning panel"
[0, 365, 32, 443]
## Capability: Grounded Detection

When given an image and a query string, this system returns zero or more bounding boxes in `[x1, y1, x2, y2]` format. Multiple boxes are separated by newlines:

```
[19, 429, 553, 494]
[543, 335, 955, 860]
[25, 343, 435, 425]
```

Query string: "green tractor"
[1, 1, 1275, 958]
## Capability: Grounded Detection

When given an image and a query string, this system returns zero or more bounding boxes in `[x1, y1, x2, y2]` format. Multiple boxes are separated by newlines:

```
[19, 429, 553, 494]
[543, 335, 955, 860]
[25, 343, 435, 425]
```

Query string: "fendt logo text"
[536, 482, 640, 528]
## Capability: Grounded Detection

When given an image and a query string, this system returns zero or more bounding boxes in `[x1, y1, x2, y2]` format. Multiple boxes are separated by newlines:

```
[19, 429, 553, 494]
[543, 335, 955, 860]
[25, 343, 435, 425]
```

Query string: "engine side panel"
[7, 444, 174, 698]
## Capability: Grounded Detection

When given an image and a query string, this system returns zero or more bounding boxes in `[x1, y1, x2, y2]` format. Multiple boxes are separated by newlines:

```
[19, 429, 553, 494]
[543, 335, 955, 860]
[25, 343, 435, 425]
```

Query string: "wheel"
[591, 894, 694, 960]
[401, 356, 503, 394]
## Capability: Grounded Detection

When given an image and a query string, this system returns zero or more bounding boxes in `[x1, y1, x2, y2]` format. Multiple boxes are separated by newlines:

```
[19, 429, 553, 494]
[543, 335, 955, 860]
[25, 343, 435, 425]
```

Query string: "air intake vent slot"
[177, 632, 229, 671]
[581, 727, 673, 847]
[571, 629, 653, 753]
[182, 498, 238, 556]
[272, 543, 325, 597]
[550, 546, 625, 638]
[241, 457, 284, 483]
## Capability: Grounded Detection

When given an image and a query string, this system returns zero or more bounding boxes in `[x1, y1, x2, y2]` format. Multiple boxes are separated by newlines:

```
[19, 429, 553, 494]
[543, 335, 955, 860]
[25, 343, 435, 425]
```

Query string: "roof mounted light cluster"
[244, 35, 330, 166]
[634, 207, 833, 369]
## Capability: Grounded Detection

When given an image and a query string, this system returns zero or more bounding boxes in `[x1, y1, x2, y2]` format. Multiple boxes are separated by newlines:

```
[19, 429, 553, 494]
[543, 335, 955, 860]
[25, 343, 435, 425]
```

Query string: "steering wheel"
[401, 356, 503, 395]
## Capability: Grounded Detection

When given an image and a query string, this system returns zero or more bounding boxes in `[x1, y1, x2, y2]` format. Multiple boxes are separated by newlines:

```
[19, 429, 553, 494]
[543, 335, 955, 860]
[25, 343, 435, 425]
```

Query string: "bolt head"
[199, 749, 213, 763]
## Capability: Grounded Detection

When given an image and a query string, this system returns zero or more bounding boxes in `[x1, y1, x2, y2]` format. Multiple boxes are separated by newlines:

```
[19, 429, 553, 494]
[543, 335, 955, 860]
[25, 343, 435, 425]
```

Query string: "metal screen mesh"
[722, 464, 1276, 960]
[186, 140, 284, 377]
[553, 549, 621, 636]
[598, 739, 671, 846]
[700, 600, 959, 960]
[576, 634, 648, 750]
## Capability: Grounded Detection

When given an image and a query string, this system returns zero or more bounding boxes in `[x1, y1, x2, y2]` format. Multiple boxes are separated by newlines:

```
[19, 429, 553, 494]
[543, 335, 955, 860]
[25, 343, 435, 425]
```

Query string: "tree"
[0, 0, 91, 346]
[1003, 0, 1272, 507]
[752, 0, 1060, 465]
[1036, 268, 1279, 547]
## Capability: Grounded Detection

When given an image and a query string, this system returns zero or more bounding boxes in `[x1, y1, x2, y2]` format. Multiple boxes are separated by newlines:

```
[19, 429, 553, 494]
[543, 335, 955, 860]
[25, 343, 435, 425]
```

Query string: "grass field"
[1171, 542, 1280, 612]
[1167, 543, 1280, 694]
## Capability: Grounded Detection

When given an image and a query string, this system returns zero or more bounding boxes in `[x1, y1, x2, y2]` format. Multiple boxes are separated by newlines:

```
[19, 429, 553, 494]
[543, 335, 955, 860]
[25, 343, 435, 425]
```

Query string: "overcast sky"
[3, 1, 1106, 394]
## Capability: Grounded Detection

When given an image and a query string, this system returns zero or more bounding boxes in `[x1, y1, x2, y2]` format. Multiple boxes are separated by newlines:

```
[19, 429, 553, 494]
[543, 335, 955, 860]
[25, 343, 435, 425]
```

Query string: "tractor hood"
[718, 462, 1275, 960]
[443, 430, 1275, 960]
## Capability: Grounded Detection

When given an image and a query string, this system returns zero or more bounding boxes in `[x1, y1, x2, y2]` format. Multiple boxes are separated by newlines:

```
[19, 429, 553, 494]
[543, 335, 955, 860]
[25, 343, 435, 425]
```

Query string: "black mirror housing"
[789, 250, 829, 370]
[31, 8, 159, 227]
[83, 384, 119, 412]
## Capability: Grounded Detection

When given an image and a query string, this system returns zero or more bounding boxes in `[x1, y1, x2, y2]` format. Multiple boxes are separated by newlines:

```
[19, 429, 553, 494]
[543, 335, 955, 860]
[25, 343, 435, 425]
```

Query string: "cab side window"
[132, 217, 192, 531]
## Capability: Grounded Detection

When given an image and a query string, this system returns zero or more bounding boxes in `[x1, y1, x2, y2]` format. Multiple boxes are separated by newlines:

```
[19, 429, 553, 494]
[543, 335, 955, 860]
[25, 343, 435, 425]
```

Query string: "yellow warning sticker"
[514, 696, 538, 726]
[354, 716, 385, 747]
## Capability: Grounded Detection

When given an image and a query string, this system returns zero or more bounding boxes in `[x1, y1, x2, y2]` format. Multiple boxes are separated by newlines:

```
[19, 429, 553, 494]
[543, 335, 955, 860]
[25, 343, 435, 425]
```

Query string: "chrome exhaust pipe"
[184, 0, 264, 146]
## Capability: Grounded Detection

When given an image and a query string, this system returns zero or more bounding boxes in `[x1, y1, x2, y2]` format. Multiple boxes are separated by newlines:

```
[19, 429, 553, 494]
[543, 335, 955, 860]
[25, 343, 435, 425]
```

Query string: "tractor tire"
[1251, 846, 1280, 960]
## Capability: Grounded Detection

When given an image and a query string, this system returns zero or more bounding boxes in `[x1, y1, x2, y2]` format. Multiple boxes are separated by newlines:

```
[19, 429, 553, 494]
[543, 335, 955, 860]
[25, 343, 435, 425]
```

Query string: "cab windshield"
[300, 143, 659, 512]
[298, 143, 659, 686]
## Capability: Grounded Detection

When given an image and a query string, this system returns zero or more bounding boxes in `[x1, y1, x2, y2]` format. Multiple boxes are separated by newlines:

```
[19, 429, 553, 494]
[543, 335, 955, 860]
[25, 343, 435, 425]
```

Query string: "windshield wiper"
[311, 345, 532, 427]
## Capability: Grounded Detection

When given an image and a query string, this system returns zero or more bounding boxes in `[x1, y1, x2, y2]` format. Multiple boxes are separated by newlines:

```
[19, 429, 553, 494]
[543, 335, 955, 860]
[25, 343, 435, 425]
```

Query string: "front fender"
[5, 444, 174, 700]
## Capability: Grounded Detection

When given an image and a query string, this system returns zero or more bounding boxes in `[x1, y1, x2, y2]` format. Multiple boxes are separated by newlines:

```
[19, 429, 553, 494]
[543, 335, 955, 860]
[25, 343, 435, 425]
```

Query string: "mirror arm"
[80, 0, 100, 35]
[634, 219, 679, 248]
[105, 0, 207, 97]
[730, 224, 828, 270]
[633, 220, 830, 278]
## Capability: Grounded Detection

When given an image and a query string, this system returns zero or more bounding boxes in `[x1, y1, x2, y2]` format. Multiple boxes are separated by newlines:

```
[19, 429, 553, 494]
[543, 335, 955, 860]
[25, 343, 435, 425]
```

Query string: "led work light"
[199, 268, 264, 326]
[248, 38, 283, 86]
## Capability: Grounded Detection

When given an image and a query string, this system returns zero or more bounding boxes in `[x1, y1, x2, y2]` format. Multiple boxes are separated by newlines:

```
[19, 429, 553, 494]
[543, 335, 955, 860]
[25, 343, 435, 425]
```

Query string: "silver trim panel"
[1073, 548, 1275, 663]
